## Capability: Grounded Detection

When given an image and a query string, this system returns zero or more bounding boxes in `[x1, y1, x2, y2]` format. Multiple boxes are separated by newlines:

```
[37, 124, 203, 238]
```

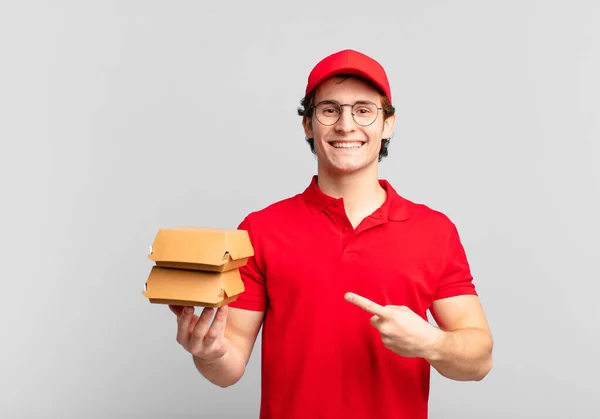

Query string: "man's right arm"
[171, 305, 265, 388]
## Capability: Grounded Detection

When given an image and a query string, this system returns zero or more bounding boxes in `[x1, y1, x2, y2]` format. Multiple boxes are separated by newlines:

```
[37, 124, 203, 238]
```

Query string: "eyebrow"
[353, 100, 376, 105]
[318, 99, 376, 105]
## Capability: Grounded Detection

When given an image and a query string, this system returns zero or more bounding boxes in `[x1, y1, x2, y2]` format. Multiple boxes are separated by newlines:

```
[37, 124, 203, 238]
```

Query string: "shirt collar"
[301, 175, 409, 221]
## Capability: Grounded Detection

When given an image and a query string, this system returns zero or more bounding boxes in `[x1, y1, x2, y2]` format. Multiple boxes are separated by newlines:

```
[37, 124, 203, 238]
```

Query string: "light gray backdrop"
[1, 1, 599, 418]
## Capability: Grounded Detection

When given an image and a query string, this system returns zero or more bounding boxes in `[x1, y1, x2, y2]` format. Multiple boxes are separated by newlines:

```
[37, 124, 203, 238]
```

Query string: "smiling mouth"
[329, 141, 365, 149]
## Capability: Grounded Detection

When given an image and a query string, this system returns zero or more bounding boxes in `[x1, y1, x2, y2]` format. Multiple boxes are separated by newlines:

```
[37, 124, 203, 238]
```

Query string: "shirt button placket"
[342, 230, 357, 260]
[342, 221, 354, 258]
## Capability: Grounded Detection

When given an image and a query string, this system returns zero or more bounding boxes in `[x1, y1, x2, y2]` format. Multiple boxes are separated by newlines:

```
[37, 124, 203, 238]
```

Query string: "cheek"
[365, 129, 381, 144]
[312, 125, 332, 142]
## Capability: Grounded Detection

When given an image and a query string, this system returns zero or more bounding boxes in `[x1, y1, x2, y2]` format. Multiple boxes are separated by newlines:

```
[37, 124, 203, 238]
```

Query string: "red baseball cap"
[305, 49, 392, 104]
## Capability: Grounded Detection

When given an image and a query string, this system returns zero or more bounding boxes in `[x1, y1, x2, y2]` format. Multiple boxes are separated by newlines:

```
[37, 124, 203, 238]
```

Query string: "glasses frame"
[310, 100, 384, 127]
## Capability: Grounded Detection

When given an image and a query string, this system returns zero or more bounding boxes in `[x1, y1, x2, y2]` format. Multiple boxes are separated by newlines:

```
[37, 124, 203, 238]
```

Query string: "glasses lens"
[314, 101, 380, 126]
[352, 102, 378, 126]
[314, 102, 341, 126]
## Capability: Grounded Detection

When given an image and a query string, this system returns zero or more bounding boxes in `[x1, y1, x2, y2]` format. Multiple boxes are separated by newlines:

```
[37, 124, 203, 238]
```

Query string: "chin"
[321, 160, 372, 175]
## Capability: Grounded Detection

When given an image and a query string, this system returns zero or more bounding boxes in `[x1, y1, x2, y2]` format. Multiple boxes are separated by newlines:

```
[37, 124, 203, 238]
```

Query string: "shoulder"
[397, 196, 468, 261]
[407, 199, 454, 226]
[391, 187, 453, 225]
[235, 193, 305, 259]
[395, 193, 460, 243]
[237, 193, 304, 230]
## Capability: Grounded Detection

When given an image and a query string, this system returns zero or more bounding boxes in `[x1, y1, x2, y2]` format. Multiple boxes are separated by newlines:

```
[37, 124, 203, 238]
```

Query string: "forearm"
[425, 327, 493, 381]
[193, 338, 247, 388]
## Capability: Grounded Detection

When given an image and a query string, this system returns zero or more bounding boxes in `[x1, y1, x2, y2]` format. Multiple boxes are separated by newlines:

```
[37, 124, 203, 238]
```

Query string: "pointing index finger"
[344, 292, 388, 317]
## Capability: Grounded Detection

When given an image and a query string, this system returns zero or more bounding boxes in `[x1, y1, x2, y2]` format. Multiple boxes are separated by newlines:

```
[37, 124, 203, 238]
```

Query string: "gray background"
[1, 0, 599, 418]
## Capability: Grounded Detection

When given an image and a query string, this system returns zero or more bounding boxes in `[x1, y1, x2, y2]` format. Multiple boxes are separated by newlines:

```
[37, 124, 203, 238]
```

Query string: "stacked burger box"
[142, 227, 254, 307]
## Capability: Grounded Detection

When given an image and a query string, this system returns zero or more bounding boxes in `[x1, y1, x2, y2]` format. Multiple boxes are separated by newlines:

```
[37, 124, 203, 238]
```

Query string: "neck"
[316, 164, 386, 228]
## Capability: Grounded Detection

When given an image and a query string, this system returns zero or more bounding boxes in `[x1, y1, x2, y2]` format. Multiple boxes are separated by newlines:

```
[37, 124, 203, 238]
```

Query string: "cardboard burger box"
[142, 227, 254, 308]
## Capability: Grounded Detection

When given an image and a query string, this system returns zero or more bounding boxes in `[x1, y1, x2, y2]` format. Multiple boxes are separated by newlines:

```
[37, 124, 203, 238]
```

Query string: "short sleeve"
[434, 222, 478, 300]
[228, 216, 269, 311]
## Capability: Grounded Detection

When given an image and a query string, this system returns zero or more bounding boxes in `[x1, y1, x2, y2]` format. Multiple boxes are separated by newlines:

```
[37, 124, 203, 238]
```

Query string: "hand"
[169, 305, 230, 363]
[344, 292, 444, 359]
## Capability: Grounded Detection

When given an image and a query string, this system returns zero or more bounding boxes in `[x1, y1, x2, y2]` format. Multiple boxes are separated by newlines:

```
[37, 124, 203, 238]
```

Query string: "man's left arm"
[345, 220, 493, 382]
[344, 291, 493, 382]
[426, 294, 493, 381]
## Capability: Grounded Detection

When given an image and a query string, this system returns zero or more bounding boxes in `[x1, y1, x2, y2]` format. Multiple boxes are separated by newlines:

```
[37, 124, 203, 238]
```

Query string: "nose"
[334, 105, 356, 133]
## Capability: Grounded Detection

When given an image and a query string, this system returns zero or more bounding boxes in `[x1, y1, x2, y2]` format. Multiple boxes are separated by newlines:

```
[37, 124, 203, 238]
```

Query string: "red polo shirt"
[229, 176, 477, 419]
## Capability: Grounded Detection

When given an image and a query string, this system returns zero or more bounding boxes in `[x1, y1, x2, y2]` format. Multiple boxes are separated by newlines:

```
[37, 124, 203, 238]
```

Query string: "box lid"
[148, 227, 254, 267]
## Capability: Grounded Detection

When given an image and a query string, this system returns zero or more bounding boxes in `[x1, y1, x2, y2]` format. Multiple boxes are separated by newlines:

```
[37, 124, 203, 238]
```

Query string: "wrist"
[422, 327, 446, 362]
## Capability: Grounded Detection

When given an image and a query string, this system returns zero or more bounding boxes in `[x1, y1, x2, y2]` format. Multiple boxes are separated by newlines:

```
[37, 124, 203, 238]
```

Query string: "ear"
[382, 114, 396, 139]
[302, 116, 313, 138]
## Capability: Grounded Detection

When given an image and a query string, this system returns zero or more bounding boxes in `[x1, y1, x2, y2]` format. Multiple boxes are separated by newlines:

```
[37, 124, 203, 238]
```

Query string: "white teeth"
[331, 142, 363, 149]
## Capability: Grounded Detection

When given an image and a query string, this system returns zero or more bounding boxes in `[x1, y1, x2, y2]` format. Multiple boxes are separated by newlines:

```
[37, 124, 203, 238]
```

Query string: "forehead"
[313, 76, 383, 104]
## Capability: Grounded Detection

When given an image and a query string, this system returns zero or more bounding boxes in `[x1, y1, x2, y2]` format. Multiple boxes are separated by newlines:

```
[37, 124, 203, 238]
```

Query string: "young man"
[170, 49, 493, 419]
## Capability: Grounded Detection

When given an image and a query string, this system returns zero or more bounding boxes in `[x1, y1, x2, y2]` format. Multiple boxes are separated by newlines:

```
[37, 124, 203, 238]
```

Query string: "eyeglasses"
[310, 100, 384, 127]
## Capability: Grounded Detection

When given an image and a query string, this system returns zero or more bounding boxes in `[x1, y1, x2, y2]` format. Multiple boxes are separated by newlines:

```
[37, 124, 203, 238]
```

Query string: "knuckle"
[192, 329, 205, 339]
[205, 329, 219, 340]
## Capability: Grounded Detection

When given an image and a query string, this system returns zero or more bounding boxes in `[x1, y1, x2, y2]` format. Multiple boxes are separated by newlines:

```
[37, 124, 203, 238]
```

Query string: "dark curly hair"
[297, 74, 395, 162]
